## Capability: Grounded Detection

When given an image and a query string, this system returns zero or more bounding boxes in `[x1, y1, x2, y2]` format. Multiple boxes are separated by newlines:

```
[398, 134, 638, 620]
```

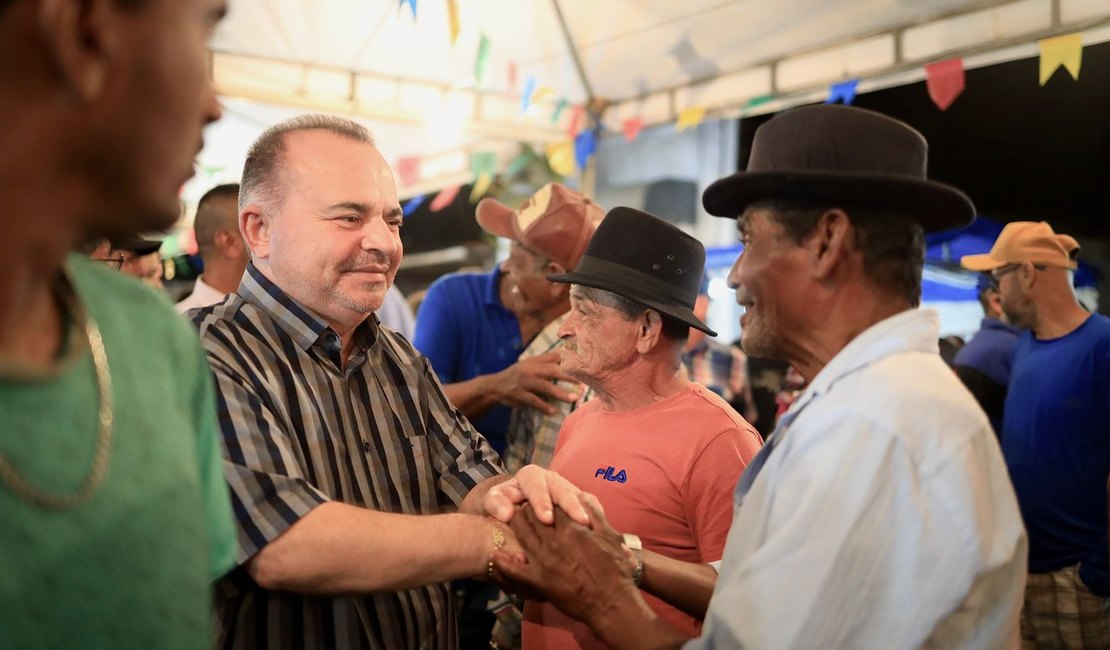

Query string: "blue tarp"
[705, 216, 1097, 304]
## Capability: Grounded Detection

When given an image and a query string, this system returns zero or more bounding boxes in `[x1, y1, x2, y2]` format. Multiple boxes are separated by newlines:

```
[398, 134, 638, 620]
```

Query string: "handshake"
[478, 465, 641, 625]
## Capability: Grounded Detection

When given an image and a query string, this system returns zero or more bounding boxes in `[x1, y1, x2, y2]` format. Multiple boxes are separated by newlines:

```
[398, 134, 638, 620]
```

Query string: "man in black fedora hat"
[494, 105, 1026, 649]
[516, 206, 762, 649]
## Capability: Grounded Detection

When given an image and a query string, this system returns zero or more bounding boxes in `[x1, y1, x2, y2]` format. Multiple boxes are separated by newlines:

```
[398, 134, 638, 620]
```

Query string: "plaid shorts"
[1021, 564, 1110, 649]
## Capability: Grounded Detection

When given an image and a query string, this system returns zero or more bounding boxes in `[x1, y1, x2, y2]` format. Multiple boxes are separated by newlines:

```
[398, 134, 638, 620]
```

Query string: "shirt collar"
[806, 308, 940, 400]
[238, 263, 378, 353]
[190, 275, 227, 302]
[484, 266, 505, 307]
[981, 317, 1021, 335]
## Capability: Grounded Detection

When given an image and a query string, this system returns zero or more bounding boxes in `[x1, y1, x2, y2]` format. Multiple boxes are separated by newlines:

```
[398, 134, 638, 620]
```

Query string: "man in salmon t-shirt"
[519, 207, 762, 649]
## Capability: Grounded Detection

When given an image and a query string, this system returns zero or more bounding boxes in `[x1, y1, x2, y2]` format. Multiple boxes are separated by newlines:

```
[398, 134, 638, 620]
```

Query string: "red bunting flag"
[507, 62, 518, 92]
[397, 156, 421, 186]
[924, 58, 965, 111]
[566, 105, 584, 138]
[429, 185, 461, 212]
[622, 117, 644, 142]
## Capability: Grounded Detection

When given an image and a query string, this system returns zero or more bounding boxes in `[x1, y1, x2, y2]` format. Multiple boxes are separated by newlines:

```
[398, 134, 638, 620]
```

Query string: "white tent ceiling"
[190, 0, 1110, 205]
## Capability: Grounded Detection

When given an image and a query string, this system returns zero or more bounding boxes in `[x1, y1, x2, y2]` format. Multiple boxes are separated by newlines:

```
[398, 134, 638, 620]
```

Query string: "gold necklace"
[0, 303, 114, 509]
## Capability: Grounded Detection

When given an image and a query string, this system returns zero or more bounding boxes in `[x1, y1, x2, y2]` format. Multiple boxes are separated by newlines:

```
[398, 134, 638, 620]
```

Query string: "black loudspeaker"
[643, 179, 697, 225]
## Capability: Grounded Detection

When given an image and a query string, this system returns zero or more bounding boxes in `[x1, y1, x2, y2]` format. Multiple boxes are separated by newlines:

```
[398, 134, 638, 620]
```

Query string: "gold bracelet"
[487, 522, 505, 579]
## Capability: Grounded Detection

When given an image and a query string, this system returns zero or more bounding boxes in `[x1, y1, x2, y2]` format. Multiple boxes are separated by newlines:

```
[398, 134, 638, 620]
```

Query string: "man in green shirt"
[0, 0, 236, 647]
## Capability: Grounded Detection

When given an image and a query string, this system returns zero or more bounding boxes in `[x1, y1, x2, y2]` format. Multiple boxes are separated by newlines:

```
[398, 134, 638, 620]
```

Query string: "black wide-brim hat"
[547, 206, 716, 336]
[702, 104, 975, 233]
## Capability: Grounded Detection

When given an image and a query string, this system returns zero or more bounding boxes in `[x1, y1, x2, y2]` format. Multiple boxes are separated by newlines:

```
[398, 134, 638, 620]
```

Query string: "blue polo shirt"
[413, 267, 523, 454]
[1002, 313, 1110, 595]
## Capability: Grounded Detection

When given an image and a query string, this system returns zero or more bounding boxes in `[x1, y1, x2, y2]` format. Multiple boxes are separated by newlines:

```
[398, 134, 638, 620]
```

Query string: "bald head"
[239, 113, 375, 213]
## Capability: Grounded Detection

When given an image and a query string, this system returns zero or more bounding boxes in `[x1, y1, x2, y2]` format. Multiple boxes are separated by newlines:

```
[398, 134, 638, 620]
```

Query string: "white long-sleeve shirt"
[689, 309, 1027, 650]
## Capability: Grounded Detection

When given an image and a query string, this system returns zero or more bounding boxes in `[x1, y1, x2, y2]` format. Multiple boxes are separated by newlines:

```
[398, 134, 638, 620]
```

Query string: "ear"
[635, 310, 665, 354]
[240, 204, 271, 260]
[213, 228, 238, 255]
[806, 208, 853, 280]
[544, 262, 569, 298]
[986, 289, 1003, 314]
[1019, 262, 1039, 290]
[37, 0, 118, 101]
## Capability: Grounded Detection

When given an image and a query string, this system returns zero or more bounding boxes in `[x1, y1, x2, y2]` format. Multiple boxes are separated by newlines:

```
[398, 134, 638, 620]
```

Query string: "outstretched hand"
[493, 351, 580, 414]
[483, 464, 602, 526]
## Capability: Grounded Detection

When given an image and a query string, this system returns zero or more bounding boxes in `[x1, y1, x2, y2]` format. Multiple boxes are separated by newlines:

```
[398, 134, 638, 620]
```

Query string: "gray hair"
[573, 285, 690, 343]
[239, 113, 375, 212]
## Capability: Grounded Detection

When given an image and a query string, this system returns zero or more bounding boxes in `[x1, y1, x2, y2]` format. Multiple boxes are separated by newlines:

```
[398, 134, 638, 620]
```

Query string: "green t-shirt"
[0, 254, 236, 649]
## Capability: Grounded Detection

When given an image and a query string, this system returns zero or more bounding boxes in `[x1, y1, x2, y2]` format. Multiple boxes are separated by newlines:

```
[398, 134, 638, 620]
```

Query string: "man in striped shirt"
[193, 113, 593, 650]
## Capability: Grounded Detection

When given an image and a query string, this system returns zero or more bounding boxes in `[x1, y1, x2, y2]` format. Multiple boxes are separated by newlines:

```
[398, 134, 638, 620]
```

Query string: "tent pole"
[550, 0, 594, 102]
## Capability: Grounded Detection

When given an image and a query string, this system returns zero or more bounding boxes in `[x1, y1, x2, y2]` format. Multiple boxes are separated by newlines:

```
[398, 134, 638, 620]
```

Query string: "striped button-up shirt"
[192, 264, 503, 650]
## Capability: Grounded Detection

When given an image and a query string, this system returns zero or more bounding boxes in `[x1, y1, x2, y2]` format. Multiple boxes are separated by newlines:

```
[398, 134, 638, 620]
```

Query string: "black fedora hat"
[702, 104, 975, 233]
[547, 207, 716, 336]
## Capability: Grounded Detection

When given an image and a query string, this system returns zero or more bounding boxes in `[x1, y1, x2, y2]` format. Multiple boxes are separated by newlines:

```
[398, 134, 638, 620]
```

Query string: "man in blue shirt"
[952, 273, 1022, 435]
[413, 183, 602, 456]
[964, 220, 1110, 647]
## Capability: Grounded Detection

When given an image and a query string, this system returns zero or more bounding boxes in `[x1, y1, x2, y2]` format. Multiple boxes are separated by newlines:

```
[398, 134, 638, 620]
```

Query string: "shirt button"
[363, 441, 372, 453]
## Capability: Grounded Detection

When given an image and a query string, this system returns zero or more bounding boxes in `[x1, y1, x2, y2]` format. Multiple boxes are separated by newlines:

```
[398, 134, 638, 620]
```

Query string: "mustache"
[338, 251, 394, 273]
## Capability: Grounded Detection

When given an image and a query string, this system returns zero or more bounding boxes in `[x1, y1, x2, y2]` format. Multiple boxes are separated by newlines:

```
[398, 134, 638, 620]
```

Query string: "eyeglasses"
[90, 256, 124, 271]
[990, 263, 1046, 281]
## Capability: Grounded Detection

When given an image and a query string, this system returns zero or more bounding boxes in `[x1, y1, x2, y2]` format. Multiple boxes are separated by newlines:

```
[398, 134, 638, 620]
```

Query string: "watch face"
[622, 533, 643, 551]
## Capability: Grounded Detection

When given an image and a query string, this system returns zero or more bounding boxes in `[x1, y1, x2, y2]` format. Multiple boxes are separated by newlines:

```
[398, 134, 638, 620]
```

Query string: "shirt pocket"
[379, 434, 439, 514]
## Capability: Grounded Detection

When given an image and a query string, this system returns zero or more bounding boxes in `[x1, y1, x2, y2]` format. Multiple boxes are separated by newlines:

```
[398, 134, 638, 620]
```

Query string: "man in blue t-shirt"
[413, 183, 602, 456]
[964, 220, 1110, 647]
[952, 273, 1022, 435]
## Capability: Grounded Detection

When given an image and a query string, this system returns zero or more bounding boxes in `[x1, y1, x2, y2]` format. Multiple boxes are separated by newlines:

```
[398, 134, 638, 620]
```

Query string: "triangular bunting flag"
[532, 86, 554, 104]
[551, 98, 569, 124]
[469, 151, 497, 177]
[469, 173, 493, 203]
[507, 62, 518, 92]
[446, 0, 460, 45]
[520, 76, 536, 114]
[397, 156, 421, 186]
[924, 58, 965, 111]
[504, 151, 533, 178]
[622, 117, 644, 142]
[1039, 33, 1082, 85]
[546, 141, 575, 177]
[742, 94, 773, 110]
[566, 105, 584, 138]
[676, 106, 705, 132]
[402, 194, 426, 216]
[399, 0, 416, 19]
[474, 34, 490, 84]
[429, 185, 461, 212]
[574, 129, 597, 170]
[825, 78, 859, 105]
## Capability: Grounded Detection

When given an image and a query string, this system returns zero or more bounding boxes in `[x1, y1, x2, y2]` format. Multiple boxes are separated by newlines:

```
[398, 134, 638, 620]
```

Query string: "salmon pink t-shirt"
[522, 383, 762, 649]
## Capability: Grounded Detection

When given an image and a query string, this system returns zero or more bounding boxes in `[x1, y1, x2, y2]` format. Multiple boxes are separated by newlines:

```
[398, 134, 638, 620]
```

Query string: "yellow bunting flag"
[446, 0, 460, 45]
[676, 106, 705, 132]
[532, 86, 555, 104]
[469, 172, 493, 203]
[1039, 33, 1082, 85]
[546, 141, 575, 178]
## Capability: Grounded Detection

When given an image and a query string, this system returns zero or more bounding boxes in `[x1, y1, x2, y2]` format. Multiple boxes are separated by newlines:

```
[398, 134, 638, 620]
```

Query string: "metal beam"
[550, 0, 596, 102]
